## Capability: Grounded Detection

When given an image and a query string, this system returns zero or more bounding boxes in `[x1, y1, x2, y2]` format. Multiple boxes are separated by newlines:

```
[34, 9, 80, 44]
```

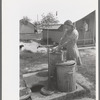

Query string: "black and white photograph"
[2, 0, 98, 100]
[19, 0, 98, 99]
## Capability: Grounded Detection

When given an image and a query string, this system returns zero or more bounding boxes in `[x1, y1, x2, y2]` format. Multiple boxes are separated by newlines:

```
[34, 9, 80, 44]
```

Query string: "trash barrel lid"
[56, 60, 76, 66]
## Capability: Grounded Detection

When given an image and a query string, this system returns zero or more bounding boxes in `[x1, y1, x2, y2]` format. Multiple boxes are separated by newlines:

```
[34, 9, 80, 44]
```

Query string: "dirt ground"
[20, 46, 96, 99]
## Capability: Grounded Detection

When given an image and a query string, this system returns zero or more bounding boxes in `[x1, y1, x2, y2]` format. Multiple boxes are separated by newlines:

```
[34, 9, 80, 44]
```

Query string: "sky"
[17, 0, 97, 23]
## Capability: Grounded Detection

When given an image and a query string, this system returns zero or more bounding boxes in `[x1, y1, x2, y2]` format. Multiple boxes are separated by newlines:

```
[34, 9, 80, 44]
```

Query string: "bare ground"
[20, 47, 96, 99]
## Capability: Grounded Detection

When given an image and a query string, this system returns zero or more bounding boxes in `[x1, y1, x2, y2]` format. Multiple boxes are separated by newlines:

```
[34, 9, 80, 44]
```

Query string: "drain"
[30, 84, 44, 92]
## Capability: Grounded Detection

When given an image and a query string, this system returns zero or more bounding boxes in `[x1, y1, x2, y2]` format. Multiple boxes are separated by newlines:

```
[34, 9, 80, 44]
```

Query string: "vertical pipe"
[47, 28, 51, 89]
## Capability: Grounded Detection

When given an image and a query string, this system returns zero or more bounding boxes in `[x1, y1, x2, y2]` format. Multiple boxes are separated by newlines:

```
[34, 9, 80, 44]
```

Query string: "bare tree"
[21, 16, 31, 25]
[41, 12, 59, 26]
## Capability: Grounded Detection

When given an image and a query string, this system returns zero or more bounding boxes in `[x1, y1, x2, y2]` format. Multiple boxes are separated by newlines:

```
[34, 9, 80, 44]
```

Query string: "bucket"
[48, 52, 62, 89]
[49, 52, 62, 64]
[49, 52, 62, 76]
[56, 60, 76, 92]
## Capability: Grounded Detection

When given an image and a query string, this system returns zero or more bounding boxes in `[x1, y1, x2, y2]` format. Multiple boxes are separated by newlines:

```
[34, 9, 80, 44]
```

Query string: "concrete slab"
[30, 83, 86, 100]
[23, 70, 94, 92]
[23, 70, 48, 88]
[23, 70, 91, 100]
[76, 73, 94, 92]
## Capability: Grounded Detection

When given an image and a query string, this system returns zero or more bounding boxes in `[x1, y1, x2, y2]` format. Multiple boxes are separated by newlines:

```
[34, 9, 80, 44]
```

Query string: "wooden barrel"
[56, 60, 76, 92]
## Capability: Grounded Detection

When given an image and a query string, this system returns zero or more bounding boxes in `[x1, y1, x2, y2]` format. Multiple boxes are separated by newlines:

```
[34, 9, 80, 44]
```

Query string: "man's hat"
[64, 20, 73, 27]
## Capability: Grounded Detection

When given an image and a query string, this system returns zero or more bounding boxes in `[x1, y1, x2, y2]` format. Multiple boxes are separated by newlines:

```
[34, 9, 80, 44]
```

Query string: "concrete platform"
[30, 83, 86, 100]
[23, 70, 48, 88]
[23, 70, 91, 100]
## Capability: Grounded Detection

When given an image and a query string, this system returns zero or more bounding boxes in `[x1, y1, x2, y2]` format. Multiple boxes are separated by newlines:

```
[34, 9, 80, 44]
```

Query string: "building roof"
[42, 10, 96, 32]
[20, 19, 36, 27]
[20, 19, 37, 34]
[42, 24, 62, 30]
[74, 10, 95, 23]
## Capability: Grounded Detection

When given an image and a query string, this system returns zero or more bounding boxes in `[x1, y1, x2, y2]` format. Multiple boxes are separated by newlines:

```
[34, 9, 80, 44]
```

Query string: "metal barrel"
[56, 60, 76, 92]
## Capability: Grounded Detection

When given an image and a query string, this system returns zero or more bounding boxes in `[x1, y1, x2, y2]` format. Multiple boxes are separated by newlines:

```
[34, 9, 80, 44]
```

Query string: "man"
[54, 20, 82, 65]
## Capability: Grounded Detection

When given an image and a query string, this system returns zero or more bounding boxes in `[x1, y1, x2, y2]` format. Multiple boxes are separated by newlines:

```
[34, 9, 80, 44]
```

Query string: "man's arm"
[59, 34, 64, 45]
[58, 30, 67, 48]
[57, 30, 78, 50]
[57, 39, 70, 49]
